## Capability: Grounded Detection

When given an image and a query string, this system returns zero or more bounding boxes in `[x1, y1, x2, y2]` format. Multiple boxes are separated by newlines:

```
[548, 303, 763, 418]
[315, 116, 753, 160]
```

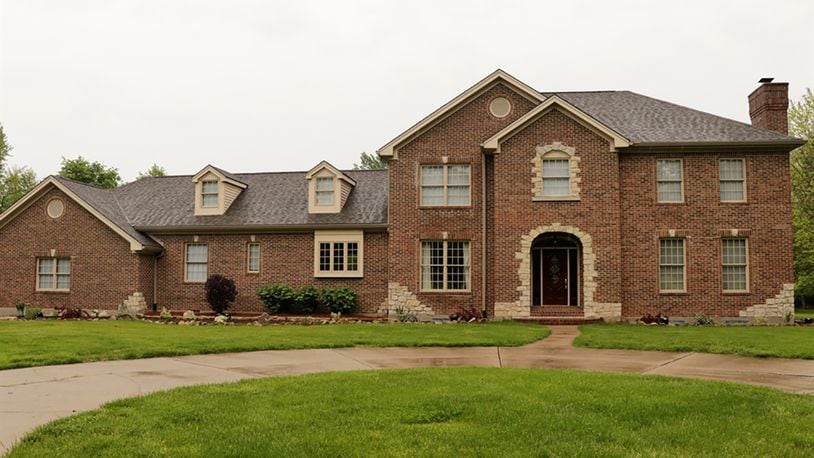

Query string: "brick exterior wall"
[490, 109, 623, 318]
[386, 83, 537, 316]
[152, 231, 388, 313]
[0, 187, 153, 309]
[619, 152, 794, 319]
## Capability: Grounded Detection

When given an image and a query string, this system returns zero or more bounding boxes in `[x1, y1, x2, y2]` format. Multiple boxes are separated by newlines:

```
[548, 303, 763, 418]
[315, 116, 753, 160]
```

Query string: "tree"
[137, 163, 167, 179]
[352, 152, 386, 170]
[790, 89, 814, 305]
[204, 274, 238, 315]
[0, 124, 38, 213]
[0, 165, 37, 211]
[59, 156, 121, 188]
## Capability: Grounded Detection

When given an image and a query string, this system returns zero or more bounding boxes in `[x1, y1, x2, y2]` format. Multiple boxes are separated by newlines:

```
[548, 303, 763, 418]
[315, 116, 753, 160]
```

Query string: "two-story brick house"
[0, 70, 804, 321]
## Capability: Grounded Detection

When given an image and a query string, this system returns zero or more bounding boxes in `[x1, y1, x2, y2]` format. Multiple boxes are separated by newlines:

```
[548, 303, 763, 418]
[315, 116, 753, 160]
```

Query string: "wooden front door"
[542, 249, 569, 306]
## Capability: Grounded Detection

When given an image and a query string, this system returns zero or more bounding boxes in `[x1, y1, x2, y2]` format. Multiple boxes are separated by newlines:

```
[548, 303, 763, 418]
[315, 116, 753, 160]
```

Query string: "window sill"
[35, 289, 71, 294]
[314, 273, 364, 279]
[183, 281, 206, 285]
[532, 196, 580, 202]
[419, 290, 472, 295]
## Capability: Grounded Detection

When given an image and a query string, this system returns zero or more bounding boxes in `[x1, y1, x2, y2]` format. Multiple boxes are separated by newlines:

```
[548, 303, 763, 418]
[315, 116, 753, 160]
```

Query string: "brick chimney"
[748, 78, 789, 134]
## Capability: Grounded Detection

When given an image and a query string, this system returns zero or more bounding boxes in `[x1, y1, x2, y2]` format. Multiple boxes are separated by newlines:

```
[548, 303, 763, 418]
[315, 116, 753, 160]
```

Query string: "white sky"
[1, 0, 812, 181]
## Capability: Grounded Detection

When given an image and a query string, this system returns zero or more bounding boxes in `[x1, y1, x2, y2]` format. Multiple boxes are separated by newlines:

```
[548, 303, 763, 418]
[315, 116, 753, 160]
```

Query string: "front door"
[542, 249, 569, 305]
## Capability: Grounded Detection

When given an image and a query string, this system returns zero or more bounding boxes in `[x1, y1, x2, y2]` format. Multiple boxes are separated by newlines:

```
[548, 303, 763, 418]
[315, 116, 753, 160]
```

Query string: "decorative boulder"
[182, 310, 196, 321]
[213, 315, 228, 324]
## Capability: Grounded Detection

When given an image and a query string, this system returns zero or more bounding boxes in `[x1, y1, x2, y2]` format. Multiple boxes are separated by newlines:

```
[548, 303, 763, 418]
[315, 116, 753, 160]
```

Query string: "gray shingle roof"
[54, 176, 162, 249]
[550, 91, 801, 145]
[116, 169, 388, 229]
[52, 170, 387, 251]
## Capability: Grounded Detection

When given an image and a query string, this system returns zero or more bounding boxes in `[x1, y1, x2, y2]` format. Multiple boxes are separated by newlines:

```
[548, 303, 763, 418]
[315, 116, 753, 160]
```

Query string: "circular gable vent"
[46, 198, 65, 219]
[489, 97, 512, 118]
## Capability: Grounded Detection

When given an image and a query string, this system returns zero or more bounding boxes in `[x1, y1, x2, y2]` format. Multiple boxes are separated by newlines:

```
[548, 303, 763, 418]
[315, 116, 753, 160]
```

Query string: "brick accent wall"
[0, 187, 152, 309]
[152, 231, 388, 313]
[386, 83, 538, 316]
[619, 152, 794, 319]
[490, 109, 623, 318]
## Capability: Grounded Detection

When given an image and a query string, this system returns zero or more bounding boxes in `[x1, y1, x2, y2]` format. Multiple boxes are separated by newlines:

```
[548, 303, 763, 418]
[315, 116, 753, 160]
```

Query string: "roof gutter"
[134, 223, 389, 234]
[622, 139, 806, 153]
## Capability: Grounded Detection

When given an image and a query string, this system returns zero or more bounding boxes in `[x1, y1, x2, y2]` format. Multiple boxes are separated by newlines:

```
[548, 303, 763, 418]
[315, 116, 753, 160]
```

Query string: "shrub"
[320, 287, 358, 314]
[694, 314, 716, 326]
[24, 306, 41, 320]
[450, 304, 483, 322]
[294, 285, 321, 314]
[205, 274, 238, 315]
[160, 307, 173, 320]
[394, 305, 418, 323]
[258, 284, 296, 314]
[59, 308, 86, 320]
[15, 303, 28, 318]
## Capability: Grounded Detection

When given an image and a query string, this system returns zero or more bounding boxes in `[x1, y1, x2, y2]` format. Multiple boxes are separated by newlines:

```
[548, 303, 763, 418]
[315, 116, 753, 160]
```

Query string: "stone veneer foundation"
[382, 282, 434, 321]
[739, 283, 795, 320]
[494, 223, 622, 321]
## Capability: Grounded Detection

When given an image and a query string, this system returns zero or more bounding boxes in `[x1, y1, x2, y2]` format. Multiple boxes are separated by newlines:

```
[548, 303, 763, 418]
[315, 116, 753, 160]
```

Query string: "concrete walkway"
[2, 325, 814, 454]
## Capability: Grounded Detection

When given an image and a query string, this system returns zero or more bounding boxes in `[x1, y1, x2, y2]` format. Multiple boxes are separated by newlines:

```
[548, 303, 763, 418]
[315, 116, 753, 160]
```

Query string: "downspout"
[481, 155, 487, 318]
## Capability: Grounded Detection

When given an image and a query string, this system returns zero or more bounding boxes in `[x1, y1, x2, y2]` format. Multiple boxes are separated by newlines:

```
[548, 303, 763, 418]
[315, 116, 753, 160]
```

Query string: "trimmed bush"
[320, 287, 358, 314]
[258, 284, 296, 313]
[295, 285, 321, 314]
[205, 275, 238, 315]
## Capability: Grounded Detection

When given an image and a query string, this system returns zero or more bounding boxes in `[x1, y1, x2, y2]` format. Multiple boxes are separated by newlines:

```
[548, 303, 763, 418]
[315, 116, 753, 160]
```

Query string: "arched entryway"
[531, 232, 582, 308]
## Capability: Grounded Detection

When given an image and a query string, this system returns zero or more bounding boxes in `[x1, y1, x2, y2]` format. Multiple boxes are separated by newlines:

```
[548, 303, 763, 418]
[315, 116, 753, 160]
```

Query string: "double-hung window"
[420, 164, 470, 206]
[201, 180, 219, 208]
[722, 238, 748, 292]
[720, 159, 746, 202]
[36, 257, 71, 291]
[420, 240, 470, 291]
[659, 239, 685, 292]
[541, 158, 570, 197]
[247, 242, 260, 273]
[185, 243, 209, 282]
[656, 159, 683, 202]
[315, 177, 335, 206]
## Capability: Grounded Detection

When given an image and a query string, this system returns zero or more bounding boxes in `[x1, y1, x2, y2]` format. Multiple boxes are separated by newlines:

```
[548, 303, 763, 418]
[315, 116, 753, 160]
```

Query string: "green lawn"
[575, 323, 814, 359]
[0, 320, 548, 370]
[797, 308, 814, 319]
[9, 368, 814, 457]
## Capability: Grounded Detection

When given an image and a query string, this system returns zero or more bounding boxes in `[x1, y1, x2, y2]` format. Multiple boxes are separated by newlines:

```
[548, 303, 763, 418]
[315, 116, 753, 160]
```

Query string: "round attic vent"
[46, 198, 65, 219]
[489, 97, 512, 118]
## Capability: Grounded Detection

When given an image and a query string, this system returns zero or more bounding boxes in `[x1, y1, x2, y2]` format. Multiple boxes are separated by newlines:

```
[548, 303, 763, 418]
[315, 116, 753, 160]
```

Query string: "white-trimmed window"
[720, 159, 746, 202]
[659, 239, 685, 292]
[542, 158, 570, 197]
[314, 231, 363, 277]
[201, 180, 219, 208]
[185, 243, 208, 282]
[247, 242, 260, 273]
[656, 159, 683, 202]
[722, 238, 748, 292]
[420, 164, 470, 206]
[36, 257, 71, 291]
[315, 177, 335, 206]
[420, 240, 470, 291]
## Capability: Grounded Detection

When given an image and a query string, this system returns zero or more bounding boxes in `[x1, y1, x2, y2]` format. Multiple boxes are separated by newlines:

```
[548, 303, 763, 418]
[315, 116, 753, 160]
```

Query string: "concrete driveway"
[2, 325, 814, 454]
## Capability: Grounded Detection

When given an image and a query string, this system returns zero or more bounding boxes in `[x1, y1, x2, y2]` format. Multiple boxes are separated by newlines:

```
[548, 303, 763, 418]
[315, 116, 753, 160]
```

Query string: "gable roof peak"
[305, 160, 357, 185]
[192, 164, 248, 189]
[376, 69, 546, 159]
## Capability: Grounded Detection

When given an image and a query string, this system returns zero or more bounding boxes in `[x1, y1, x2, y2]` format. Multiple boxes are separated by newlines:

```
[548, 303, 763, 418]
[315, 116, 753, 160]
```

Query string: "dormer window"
[192, 165, 248, 216]
[315, 177, 335, 206]
[201, 180, 219, 208]
[306, 161, 357, 214]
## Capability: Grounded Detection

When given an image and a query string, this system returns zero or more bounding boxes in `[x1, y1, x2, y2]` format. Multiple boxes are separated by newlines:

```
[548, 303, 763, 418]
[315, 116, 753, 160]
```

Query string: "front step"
[514, 316, 603, 325]
[530, 306, 584, 317]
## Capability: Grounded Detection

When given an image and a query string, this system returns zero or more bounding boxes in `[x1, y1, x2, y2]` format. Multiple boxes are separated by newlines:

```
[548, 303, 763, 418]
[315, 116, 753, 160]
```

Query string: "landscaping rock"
[182, 310, 196, 321]
[214, 315, 228, 324]
[41, 308, 59, 318]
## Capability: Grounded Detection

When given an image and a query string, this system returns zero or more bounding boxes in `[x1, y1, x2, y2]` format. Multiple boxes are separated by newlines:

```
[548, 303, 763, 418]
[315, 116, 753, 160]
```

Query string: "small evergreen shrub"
[15, 303, 28, 318]
[694, 314, 716, 326]
[320, 287, 358, 314]
[295, 285, 321, 314]
[205, 274, 238, 315]
[258, 284, 296, 313]
[24, 306, 41, 320]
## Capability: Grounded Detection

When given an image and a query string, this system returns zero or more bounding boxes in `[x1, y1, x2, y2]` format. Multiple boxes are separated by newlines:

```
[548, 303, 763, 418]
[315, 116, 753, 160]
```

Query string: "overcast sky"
[1, 0, 812, 181]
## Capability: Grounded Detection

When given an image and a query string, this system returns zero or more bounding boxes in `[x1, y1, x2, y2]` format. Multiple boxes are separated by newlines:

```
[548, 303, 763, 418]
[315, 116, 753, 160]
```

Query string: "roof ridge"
[621, 90, 794, 138]
[53, 174, 117, 191]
